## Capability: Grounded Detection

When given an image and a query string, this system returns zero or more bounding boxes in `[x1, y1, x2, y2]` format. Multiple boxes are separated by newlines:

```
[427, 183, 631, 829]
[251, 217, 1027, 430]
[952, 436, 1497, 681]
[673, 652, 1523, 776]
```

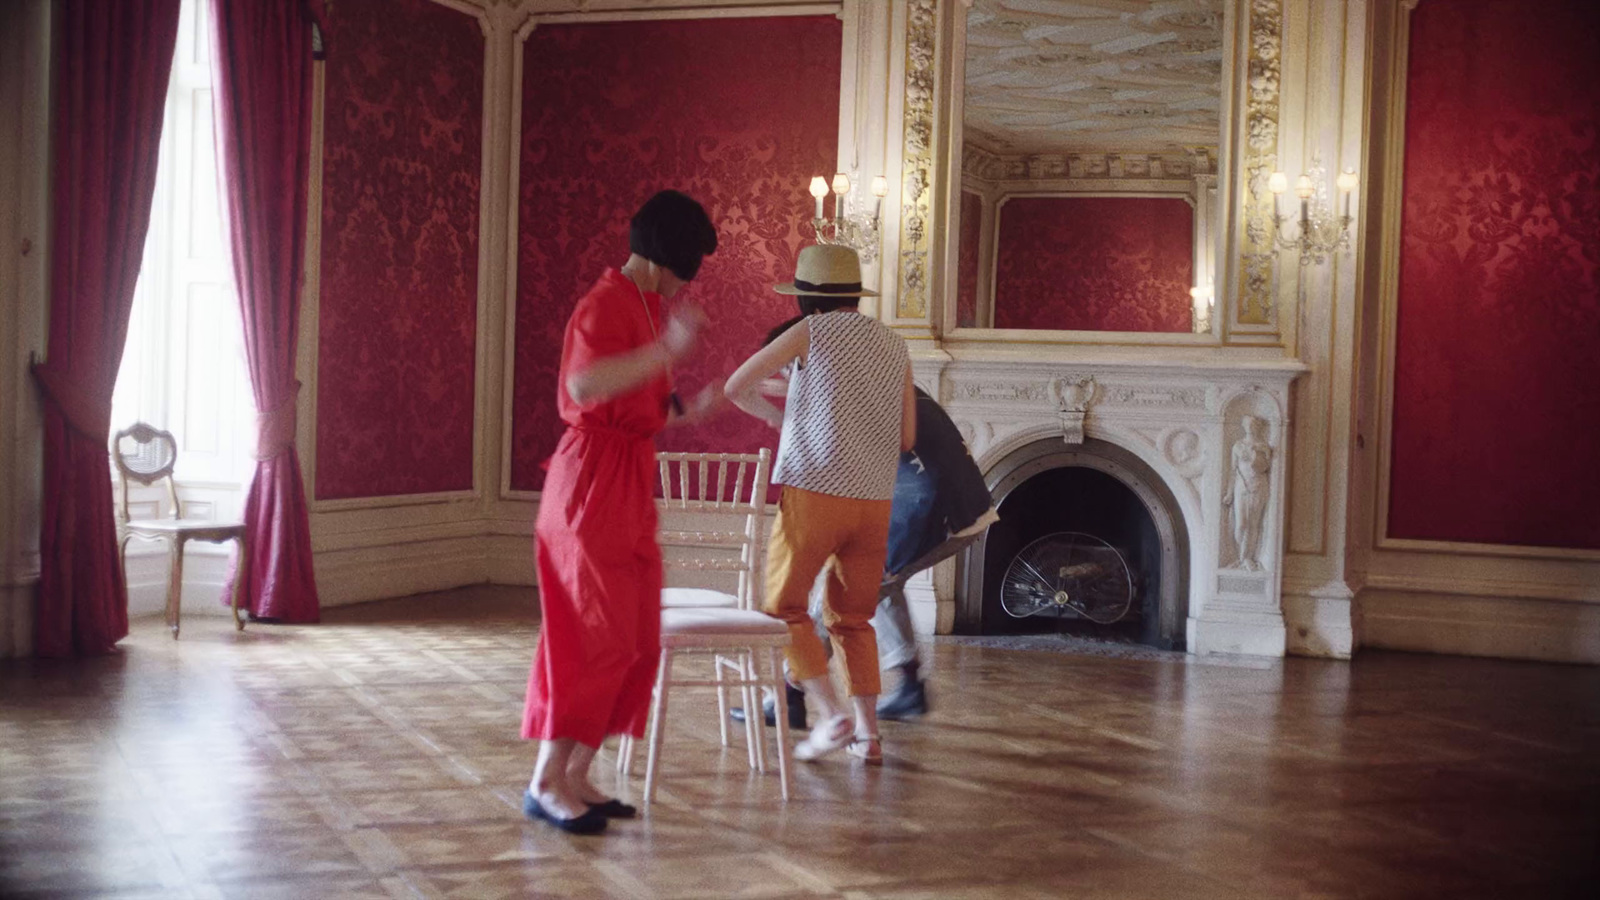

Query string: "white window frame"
[112, 0, 255, 611]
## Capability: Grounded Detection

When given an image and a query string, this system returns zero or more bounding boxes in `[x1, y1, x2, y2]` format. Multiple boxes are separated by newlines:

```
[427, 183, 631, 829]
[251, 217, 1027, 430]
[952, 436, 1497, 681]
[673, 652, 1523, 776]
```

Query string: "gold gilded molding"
[1236, 0, 1282, 326]
[965, 150, 1213, 183]
[897, 0, 936, 319]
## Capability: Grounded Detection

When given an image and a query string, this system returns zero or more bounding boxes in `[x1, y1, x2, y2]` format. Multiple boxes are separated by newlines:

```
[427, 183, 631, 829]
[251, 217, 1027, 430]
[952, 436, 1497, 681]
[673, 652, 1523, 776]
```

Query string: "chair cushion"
[661, 607, 788, 636]
[124, 519, 245, 542]
[660, 588, 739, 609]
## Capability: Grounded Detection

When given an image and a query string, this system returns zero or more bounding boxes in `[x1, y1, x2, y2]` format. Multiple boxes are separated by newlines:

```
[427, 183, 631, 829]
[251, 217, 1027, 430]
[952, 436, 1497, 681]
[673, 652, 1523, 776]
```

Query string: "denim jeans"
[885, 453, 942, 577]
[806, 573, 920, 672]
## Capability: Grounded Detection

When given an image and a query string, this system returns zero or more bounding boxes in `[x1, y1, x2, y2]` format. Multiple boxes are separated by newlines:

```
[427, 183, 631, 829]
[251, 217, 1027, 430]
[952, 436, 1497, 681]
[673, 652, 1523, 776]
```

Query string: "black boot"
[876, 661, 929, 720]
[730, 683, 807, 730]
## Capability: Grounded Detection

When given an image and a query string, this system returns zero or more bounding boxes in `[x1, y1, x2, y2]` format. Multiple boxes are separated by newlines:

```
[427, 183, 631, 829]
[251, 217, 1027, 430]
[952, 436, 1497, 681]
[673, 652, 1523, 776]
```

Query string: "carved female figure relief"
[1223, 415, 1273, 570]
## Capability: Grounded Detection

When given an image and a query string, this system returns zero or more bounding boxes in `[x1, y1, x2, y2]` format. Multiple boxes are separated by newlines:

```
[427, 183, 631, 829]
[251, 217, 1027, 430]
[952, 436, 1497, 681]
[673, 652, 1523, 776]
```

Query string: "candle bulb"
[1336, 169, 1358, 218]
[832, 173, 851, 196]
[871, 175, 888, 221]
[1296, 175, 1313, 229]
[1268, 172, 1288, 195]
[809, 175, 828, 220]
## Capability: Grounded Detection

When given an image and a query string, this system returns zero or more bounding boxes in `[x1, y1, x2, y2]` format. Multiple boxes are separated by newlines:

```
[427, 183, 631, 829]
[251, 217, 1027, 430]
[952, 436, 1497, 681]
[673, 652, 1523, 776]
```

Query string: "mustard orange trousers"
[763, 486, 892, 697]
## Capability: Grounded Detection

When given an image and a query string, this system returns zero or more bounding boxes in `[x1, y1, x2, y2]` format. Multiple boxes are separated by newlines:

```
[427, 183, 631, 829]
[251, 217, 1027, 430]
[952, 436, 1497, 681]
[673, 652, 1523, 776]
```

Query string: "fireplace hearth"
[961, 438, 1187, 649]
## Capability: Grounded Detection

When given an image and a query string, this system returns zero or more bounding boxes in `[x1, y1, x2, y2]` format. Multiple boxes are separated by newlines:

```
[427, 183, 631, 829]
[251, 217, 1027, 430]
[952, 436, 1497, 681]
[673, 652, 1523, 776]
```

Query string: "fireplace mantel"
[910, 347, 1308, 657]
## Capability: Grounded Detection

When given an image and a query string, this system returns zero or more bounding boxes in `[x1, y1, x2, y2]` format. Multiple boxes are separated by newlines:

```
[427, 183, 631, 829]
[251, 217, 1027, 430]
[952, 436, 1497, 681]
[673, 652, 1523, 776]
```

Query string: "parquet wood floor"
[2, 586, 1596, 899]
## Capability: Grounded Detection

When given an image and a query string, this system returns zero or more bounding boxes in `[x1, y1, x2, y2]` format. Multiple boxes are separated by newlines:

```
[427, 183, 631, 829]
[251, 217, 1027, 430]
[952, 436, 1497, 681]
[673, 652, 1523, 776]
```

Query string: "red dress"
[522, 269, 672, 747]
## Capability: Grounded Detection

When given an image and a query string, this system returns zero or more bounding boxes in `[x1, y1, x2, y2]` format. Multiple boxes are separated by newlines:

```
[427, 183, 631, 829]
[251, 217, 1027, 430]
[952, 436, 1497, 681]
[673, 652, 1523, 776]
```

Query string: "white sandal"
[794, 715, 852, 762]
[847, 735, 883, 765]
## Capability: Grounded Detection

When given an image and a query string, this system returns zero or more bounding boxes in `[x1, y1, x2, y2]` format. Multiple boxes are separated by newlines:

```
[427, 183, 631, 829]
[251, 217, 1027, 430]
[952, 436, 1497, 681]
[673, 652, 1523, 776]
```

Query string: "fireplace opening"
[958, 437, 1188, 650]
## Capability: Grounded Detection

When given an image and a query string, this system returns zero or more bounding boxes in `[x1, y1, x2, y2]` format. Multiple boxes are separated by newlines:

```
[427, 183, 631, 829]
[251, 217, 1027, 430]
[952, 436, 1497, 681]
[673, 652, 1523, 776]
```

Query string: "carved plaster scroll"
[1236, 0, 1282, 327]
[1164, 428, 1204, 474]
[1050, 375, 1096, 445]
[897, 0, 936, 319]
[956, 381, 1050, 403]
[957, 421, 977, 448]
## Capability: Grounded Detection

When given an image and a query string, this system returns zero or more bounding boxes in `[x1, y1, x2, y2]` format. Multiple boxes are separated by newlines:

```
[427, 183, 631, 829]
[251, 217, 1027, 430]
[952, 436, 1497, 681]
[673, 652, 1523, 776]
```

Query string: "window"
[112, 0, 254, 525]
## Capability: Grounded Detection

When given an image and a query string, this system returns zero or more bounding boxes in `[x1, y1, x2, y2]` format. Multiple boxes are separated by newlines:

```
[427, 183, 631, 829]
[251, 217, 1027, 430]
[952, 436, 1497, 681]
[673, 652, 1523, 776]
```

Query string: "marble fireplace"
[906, 353, 1306, 657]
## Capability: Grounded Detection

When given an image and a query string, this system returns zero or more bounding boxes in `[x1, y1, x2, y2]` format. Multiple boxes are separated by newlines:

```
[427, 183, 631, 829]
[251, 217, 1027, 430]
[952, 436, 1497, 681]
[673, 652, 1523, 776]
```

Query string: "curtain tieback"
[255, 382, 301, 461]
[30, 360, 111, 445]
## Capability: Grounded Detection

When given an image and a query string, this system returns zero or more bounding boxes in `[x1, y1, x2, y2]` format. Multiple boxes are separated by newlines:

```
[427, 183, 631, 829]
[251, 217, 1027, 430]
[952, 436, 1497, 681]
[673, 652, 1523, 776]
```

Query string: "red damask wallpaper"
[992, 196, 1193, 332]
[957, 190, 982, 328]
[316, 0, 482, 499]
[1389, 0, 1600, 549]
[510, 17, 841, 491]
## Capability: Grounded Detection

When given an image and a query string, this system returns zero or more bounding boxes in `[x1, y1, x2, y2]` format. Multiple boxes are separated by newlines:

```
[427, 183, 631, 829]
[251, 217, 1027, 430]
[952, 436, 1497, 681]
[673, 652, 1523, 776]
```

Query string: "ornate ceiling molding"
[963, 0, 1225, 154]
[963, 148, 1216, 183]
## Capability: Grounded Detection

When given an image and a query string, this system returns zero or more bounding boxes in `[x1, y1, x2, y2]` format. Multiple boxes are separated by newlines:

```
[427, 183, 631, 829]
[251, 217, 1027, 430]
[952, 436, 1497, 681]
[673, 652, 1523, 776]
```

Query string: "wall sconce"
[1268, 154, 1357, 266]
[1190, 281, 1214, 334]
[807, 171, 889, 265]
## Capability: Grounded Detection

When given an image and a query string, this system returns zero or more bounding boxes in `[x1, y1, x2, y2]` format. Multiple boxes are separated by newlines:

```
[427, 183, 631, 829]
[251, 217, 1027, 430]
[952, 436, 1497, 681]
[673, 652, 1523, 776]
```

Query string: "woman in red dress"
[522, 191, 720, 834]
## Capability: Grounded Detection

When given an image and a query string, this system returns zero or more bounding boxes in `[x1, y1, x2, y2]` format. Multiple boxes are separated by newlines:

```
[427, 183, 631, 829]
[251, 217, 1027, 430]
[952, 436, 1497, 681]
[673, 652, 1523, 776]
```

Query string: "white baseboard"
[1188, 611, 1287, 657]
[0, 580, 34, 658]
[482, 533, 537, 587]
[315, 537, 491, 607]
[1282, 590, 1356, 659]
[101, 492, 1600, 669]
[1359, 545, 1600, 664]
[307, 498, 532, 605]
[1361, 588, 1600, 665]
[125, 544, 238, 619]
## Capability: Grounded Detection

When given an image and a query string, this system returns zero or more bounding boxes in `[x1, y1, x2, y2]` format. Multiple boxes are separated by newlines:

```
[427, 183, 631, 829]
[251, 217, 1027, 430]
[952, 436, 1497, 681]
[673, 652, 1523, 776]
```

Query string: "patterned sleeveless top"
[773, 312, 909, 501]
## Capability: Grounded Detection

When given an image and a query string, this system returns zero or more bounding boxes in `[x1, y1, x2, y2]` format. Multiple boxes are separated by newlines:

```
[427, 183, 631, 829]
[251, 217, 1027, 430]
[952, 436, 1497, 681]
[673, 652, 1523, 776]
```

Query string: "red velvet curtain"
[211, 0, 321, 621]
[31, 0, 181, 657]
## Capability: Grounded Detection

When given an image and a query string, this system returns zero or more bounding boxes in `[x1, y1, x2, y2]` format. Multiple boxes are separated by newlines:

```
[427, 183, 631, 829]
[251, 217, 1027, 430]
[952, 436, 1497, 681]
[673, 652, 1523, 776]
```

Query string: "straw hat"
[773, 245, 879, 297]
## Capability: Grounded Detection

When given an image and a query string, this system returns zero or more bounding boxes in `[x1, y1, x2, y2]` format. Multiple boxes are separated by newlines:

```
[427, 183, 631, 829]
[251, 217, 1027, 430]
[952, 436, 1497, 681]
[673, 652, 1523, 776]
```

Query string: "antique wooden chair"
[113, 423, 247, 637]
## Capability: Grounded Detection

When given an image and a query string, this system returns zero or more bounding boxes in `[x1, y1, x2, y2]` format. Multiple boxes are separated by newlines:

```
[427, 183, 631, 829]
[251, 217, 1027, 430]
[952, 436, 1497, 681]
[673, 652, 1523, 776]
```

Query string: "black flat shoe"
[729, 683, 807, 730]
[523, 789, 607, 835]
[588, 798, 637, 819]
[876, 678, 929, 721]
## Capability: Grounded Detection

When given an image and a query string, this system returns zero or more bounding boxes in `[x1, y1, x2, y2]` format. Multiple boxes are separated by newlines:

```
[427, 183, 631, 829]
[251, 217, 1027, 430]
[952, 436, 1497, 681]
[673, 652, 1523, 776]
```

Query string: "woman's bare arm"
[663, 379, 727, 429]
[725, 320, 809, 429]
[566, 303, 704, 406]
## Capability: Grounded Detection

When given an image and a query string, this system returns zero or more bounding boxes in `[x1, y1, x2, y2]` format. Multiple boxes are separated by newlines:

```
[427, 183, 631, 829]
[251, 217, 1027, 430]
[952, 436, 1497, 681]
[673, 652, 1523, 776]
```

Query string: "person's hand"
[659, 303, 707, 361]
[691, 380, 729, 419]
